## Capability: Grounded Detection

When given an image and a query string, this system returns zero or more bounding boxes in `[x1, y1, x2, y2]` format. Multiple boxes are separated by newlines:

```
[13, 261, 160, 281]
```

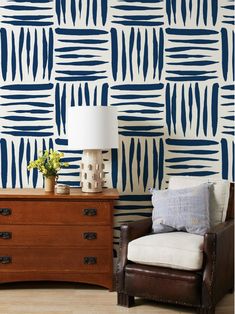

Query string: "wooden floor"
[0, 282, 233, 314]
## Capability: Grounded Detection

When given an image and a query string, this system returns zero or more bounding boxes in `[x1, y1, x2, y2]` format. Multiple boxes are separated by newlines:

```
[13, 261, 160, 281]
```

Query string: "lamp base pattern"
[80, 150, 105, 193]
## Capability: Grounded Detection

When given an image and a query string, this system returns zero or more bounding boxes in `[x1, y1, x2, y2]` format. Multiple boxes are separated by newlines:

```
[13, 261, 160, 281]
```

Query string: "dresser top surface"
[0, 188, 119, 200]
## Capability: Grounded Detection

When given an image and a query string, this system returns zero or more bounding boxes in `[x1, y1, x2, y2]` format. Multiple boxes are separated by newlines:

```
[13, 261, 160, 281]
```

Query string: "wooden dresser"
[0, 188, 119, 290]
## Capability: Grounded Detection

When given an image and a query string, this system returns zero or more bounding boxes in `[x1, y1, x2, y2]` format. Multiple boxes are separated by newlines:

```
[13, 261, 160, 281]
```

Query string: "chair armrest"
[202, 219, 234, 307]
[116, 218, 152, 292]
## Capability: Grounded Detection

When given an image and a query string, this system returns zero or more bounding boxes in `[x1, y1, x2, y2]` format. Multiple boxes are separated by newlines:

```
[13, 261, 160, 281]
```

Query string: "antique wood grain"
[0, 188, 119, 290]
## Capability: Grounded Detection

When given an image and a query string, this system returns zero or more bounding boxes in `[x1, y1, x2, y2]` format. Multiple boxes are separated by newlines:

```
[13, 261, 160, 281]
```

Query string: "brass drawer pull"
[0, 208, 12, 216]
[0, 232, 12, 239]
[83, 208, 97, 216]
[0, 256, 12, 264]
[84, 256, 97, 265]
[83, 232, 97, 240]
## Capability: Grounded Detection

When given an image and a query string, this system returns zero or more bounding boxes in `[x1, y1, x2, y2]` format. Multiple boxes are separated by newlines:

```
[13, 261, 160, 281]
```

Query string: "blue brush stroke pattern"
[121, 141, 127, 191]
[181, 0, 186, 25]
[111, 148, 118, 188]
[93, 0, 97, 25]
[71, 0, 76, 25]
[203, 0, 208, 25]
[48, 28, 53, 80]
[153, 28, 158, 79]
[111, 28, 164, 81]
[26, 29, 30, 73]
[166, 0, 218, 26]
[61, 84, 66, 133]
[143, 140, 148, 191]
[122, 31, 127, 81]
[166, 83, 220, 137]
[221, 84, 235, 137]
[101, 83, 108, 106]
[158, 28, 164, 80]
[32, 141, 38, 188]
[166, 28, 219, 81]
[153, 139, 158, 188]
[165, 83, 171, 135]
[56, 28, 108, 82]
[221, 138, 228, 179]
[1, 1, 53, 26]
[221, 28, 228, 81]
[33, 29, 38, 81]
[101, 0, 108, 25]
[61, 0, 66, 24]
[18, 138, 24, 188]
[221, 0, 235, 25]
[111, 1, 164, 26]
[211, 83, 219, 136]
[111, 84, 164, 137]
[129, 28, 134, 81]
[165, 138, 219, 177]
[137, 29, 141, 74]
[203, 87, 208, 136]
[211, 0, 218, 26]
[0, 139, 7, 188]
[1, 28, 8, 81]
[11, 31, 16, 81]
[129, 139, 134, 191]
[42, 29, 47, 79]
[195, 83, 200, 136]
[0, 84, 54, 137]
[171, 84, 177, 134]
[1, 28, 53, 81]
[158, 138, 164, 188]
[143, 29, 148, 81]
[137, 140, 141, 184]
[55, 0, 108, 27]
[11, 142, 16, 188]
[120, 138, 165, 193]
[181, 85, 186, 136]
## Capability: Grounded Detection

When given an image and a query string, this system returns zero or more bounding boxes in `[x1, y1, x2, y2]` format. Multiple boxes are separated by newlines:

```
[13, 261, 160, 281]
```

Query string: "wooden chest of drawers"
[0, 188, 119, 290]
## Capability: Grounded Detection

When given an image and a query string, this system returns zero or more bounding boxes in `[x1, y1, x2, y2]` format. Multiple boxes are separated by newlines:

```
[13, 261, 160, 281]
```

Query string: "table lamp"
[67, 106, 119, 193]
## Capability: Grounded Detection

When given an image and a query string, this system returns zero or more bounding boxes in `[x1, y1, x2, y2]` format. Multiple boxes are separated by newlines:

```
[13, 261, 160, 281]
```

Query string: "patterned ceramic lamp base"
[80, 150, 105, 193]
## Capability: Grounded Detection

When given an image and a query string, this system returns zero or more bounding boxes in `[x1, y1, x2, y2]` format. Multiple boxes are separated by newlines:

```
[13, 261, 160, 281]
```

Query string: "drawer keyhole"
[83, 257, 97, 265]
[83, 232, 97, 240]
[0, 208, 12, 216]
[0, 232, 12, 239]
[0, 256, 12, 264]
[83, 208, 97, 216]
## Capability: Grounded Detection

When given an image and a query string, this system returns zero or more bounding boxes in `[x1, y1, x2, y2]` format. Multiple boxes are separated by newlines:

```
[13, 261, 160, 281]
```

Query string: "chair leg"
[117, 292, 135, 307]
[197, 306, 215, 314]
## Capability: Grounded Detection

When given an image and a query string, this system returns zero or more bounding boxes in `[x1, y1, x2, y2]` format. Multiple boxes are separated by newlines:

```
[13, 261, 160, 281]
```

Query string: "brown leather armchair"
[117, 183, 234, 314]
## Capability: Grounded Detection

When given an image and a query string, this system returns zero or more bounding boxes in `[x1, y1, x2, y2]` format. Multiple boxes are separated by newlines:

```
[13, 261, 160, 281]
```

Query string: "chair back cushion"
[127, 232, 204, 271]
[168, 176, 230, 226]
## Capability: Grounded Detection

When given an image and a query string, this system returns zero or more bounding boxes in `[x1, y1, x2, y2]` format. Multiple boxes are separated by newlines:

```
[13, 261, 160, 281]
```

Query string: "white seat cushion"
[168, 176, 230, 226]
[127, 232, 204, 271]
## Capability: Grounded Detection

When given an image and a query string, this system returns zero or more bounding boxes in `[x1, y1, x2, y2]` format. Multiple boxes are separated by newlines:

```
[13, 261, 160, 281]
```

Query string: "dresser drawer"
[0, 225, 111, 247]
[0, 248, 111, 273]
[0, 201, 111, 225]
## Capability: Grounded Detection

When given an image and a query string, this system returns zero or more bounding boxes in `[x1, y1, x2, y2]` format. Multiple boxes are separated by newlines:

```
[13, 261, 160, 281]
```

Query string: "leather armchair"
[117, 183, 234, 314]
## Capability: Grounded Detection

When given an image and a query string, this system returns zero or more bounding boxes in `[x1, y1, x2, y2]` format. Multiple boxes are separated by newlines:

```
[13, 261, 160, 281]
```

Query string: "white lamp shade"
[67, 106, 119, 150]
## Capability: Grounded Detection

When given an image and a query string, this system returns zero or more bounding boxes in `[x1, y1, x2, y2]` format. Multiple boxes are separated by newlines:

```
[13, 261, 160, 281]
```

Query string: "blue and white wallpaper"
[0, 0, 234, 251]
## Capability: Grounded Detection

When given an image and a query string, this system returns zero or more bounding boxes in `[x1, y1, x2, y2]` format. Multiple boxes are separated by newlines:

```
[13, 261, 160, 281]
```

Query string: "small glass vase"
[44, 176, 56, 193]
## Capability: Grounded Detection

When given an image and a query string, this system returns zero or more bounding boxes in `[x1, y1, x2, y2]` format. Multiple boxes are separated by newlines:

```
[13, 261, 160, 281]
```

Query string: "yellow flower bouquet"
[27, 149, 69, 178]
